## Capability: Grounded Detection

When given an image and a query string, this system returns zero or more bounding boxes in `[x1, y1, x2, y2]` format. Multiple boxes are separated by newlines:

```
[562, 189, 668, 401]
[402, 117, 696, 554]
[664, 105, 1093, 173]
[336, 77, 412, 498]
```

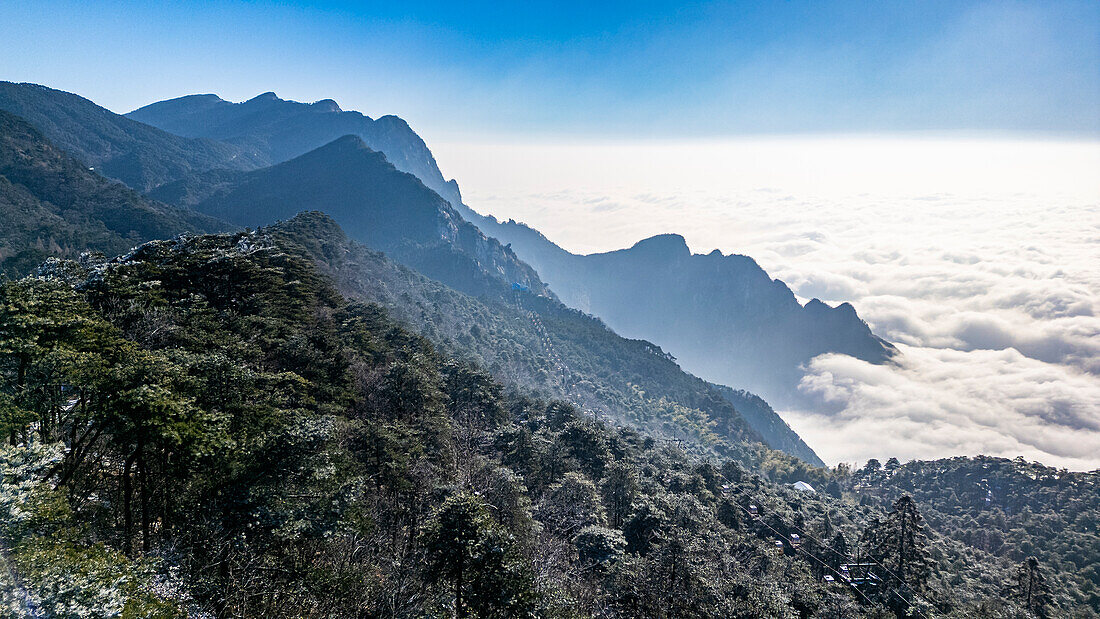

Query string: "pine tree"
[863, 495, 932, 618]
[423, 492, 535, 618]
[1002, 556, 1053, 618]
[601, 460, 639, 528]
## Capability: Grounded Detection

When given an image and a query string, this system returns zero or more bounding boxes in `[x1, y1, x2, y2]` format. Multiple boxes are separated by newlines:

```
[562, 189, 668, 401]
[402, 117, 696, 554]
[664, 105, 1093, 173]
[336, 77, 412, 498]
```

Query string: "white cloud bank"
[432, 136, 1100, 470]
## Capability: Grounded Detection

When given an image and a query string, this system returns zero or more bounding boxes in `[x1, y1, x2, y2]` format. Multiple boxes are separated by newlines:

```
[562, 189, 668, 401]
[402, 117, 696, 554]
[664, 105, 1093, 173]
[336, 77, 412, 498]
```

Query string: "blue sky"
[1, 0, 1097, 139]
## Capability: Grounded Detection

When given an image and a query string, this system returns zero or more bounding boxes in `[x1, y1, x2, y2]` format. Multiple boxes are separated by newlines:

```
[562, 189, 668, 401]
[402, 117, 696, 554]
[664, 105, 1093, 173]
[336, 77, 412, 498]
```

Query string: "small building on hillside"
[791, 481, 816, 493]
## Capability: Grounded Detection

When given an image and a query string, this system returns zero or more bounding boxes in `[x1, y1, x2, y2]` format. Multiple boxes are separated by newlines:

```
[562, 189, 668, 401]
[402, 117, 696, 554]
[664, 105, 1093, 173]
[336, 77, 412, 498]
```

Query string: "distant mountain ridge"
[150, 135, 550, 299]
[3, 83, 871, 459]
[0, 92, 820, 463]
[459, 214, 896, 407]
[0, 82, 265, 191]
[0, 109, 223, 275]
[128, 89, 895, 406]
[265, 211, 808, 464]
[127, 91, 465, 209]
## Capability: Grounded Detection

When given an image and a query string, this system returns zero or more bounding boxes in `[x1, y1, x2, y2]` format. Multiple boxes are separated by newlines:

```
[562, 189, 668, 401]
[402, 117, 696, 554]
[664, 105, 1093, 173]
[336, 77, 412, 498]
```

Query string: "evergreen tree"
[1002, 556, 1053, 618]
[885, 457, 901, 475]
[423, 492, 535, 617]
[601, 460, 638, 528]
[863, 495, 932, 618]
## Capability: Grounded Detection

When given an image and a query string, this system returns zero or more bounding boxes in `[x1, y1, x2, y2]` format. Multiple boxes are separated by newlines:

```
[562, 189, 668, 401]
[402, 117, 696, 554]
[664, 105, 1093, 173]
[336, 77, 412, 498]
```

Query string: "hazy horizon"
[3, 3, 1099, 613]
[433, 136, 1100, 471]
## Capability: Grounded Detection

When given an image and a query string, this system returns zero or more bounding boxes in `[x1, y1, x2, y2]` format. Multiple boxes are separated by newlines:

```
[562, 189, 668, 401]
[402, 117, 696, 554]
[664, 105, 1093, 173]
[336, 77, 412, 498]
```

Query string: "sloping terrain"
[128, 90, 464, 208]
[0, 83, 823, 465]
[267, 212, 770, 460]
[457, 215, 895, 407]
[128, 88, 895, 408]
[0, 229, 1050, 617]
[0, 82, 265, 191]
[0, 109, 224, 276]
[710, 383, 825, 467]
[151, 135, 549, 299]
[0, 81, 1091, 617]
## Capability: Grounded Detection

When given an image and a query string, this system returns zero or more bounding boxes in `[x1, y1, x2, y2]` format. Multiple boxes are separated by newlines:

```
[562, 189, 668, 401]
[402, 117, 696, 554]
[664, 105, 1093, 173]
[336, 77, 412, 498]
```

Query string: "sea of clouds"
[434, 136, 1100, 470]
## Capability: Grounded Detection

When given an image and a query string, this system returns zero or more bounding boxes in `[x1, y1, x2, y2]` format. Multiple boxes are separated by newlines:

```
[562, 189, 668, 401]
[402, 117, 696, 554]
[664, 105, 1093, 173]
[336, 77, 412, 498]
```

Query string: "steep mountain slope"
[709, 383, 824, 467]
[3, 233, 1042, 616]
[150, 135, 548, 299]
[0, 81, 823, 463]
[128, 91, 464, 208]
[0, 109, 224, 276]
[460, 215, 895, 407]
[266, 212, 780, 462]
[0, 82, 265, 191]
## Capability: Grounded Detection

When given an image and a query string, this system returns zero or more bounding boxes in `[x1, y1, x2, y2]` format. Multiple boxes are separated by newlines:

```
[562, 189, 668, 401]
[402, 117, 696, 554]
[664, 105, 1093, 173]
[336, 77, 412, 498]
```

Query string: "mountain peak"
[247, 91, 280, 104]
[174, 93, 225, 104]
[312, 98, 341, 112]
[630, 233, 690, 257]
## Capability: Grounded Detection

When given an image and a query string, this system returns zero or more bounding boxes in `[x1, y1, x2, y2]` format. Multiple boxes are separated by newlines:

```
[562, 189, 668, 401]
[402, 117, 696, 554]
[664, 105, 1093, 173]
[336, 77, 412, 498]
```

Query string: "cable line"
[705, 463, 934, 618]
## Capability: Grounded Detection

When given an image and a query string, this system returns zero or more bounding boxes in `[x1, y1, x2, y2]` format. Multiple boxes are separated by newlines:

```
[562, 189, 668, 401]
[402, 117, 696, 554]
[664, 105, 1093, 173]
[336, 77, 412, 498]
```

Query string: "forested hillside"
[710, 384, 825, 468]
[265, 212, 822, 465]
[0, 230, 1075, 618]
[0, 83, 265, 191]
[0, 110, 223, 276]
[849, 455, 1100, 612]
[123, 87, 896, 408]
[0, 95, 822, 465]
[0, 82, 1095, 617]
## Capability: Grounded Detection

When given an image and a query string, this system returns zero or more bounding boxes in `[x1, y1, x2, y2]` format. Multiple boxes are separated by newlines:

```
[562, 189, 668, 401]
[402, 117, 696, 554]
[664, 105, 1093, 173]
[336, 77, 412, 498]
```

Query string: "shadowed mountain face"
[128, 89, 894, 407]
[0, 85, 823, 464]
[0, 82, 265, 191]
[150, 135, 549, 299]
[127, 91, 464, 209]
[0, 110, 224, 276]
[708, 383, 824, 467]
[457, 214, 896, 408]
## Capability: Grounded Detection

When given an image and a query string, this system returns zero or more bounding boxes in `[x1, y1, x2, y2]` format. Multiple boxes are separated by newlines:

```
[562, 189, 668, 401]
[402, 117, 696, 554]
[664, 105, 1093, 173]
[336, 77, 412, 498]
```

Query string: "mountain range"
[0, 82, 894, 462]
[0, 109, 222, 275]
[127, 90, 466, 209]
[0, 80, 1095, 616]
[0, 82, 820, 466]
[149, 134, 549, 299]
[120, 87, 896, 407]
[464, 217, 895, 406]
[0, 82, 264, 191]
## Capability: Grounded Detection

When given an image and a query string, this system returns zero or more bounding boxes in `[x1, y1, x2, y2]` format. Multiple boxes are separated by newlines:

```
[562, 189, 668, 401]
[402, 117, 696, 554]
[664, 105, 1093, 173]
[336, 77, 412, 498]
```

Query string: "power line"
[783, 507, 938, 616]
[706, 465, 934, 619]
[722, 494, 879, 608]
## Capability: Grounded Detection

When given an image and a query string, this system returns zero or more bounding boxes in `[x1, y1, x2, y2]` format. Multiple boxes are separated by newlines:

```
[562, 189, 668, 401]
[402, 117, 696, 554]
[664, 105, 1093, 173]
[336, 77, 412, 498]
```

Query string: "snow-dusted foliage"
[0, 442, 187, 618]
